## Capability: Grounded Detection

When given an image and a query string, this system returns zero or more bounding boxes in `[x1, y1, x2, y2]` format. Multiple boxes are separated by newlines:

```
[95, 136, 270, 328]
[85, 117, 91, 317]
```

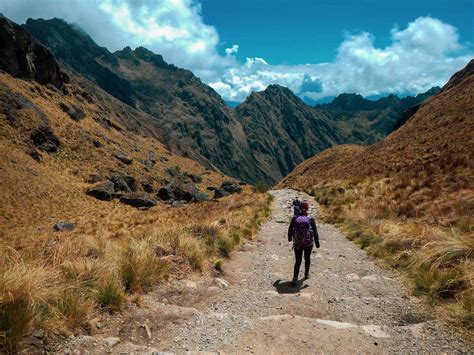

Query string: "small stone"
[53, 221, 75, 232]
[103, 337, 120, 347]
[214, 278, 229, 289]
[140, 324, 152, 338]
[32, 329, 44, 339]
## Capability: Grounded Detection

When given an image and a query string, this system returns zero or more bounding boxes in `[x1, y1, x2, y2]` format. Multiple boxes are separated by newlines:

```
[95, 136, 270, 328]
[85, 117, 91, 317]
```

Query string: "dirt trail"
[56, 189, 471, 354]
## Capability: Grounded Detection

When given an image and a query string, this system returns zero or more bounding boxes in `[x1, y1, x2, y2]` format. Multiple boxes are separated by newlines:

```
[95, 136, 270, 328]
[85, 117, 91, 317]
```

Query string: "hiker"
[288, 200, 320, 286]
[292, 198, 301, 216]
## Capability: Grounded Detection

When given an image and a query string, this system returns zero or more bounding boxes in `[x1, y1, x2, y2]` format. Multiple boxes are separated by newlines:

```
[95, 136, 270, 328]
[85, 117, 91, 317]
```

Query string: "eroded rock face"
[0, 15, 68, 88]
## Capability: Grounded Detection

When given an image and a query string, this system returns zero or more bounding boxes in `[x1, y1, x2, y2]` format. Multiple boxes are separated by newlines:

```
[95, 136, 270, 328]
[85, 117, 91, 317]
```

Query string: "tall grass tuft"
[120, 238, 169, 292]
[95, 276, 125, 312]
[0, 259, 57, 351]
[55, 288, 95, 330]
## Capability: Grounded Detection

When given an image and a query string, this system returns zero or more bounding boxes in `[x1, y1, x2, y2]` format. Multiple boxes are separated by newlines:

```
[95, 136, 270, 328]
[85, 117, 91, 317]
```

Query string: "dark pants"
[293, 245, 313, 280]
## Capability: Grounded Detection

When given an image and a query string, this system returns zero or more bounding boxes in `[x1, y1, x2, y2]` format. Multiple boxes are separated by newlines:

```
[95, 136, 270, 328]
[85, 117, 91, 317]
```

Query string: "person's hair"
[299, 201, 309, 212]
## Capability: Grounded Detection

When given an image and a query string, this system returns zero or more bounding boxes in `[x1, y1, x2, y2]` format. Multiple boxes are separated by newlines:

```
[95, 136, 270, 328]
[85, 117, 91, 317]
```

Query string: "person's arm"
[311, 217, 320, 248]
[288, 217, 295, 242]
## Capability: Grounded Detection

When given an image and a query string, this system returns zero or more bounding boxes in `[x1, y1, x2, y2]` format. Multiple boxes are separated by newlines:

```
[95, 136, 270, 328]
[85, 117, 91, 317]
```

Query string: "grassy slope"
[0, 72, 273, 351]
[278, 61, 474, 330]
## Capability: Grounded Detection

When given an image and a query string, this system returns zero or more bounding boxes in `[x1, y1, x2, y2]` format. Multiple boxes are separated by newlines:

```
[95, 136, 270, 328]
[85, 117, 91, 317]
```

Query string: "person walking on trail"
[292, 198, 301, 217]
[288, 200, 320, 286]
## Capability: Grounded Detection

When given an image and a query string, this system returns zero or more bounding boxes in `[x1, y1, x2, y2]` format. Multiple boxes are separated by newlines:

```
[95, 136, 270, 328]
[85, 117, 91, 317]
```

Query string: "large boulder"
[86, 181, 114, 201]
[194, 192, 210, 202]
[110, 173, 132, 193]
[221, 181, 243, 194]
[173, 183, 200, 202]
[124, 175, 137, 192]
[141, 182, 154, 193]
[213, 189, 230, 199]
[30, 126, 60, 152]
[120, 192, 157, 208]
[157, 186, 175, 201]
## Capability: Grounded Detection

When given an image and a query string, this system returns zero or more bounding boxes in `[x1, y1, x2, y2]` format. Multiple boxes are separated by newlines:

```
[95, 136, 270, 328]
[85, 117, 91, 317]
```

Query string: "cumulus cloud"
[0, 0, 233, 81]
[211, 16, 472, 102]
[0, 0, 471, 103]
[225, 44, 239, 56]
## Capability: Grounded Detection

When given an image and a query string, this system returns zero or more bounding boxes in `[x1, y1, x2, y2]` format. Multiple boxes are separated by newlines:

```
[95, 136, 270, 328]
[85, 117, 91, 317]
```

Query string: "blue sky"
[201, 0, 474, 65]
[1, 0, 473, 102]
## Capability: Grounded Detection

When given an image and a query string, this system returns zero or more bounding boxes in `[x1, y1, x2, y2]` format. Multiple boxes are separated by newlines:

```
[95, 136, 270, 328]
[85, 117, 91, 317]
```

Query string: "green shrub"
[120, 238, 168, 292]
[56, 288, 94, 329]
[254, 181, 269, 193]
[95, 277, 125, 312]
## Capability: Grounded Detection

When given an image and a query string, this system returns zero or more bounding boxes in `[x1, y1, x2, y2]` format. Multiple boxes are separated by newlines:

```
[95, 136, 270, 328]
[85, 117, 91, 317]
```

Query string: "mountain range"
[20, 17, 439, 184]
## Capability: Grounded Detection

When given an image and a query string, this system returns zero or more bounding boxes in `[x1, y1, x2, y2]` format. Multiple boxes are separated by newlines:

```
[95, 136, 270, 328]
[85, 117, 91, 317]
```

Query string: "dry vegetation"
[306, 180, 472, 330]
[0, 73, 274, 351]
[280, 61, 474, 331]
[0, 191, 273, 351]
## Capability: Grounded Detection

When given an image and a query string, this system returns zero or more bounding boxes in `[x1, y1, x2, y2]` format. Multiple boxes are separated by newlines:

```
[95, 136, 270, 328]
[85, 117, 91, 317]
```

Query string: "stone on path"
[102, 337, 120, 347]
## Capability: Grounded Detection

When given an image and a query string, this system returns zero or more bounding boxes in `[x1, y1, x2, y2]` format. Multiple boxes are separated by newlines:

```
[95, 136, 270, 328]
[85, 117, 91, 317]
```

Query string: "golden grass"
[0, 73, 274, 349]
[0, 190, 273, 350]
[307, 179, 473, 331]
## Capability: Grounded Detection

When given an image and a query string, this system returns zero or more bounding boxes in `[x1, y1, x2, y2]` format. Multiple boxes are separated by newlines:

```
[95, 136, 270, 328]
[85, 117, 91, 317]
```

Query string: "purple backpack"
[294, 215, 314, 247]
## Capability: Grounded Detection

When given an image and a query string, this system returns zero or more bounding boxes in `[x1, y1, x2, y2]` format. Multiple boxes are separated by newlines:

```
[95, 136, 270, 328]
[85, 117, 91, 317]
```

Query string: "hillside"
[22, 17, 439, 184]
[279, 59, 474, 328]
[280, 59, 473, 225]
[0, 16, 276, 351]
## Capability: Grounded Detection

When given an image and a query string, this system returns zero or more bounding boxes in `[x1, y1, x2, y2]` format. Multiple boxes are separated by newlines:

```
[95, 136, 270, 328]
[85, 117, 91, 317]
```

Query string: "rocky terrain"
[23, 17, 439, 184]
[0, 14, 242, 248]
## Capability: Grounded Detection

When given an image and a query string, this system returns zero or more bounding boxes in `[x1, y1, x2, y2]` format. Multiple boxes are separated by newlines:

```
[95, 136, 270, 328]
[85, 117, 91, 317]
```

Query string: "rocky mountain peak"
[0, 15, 68, 88]
[327, 93, 370, 111]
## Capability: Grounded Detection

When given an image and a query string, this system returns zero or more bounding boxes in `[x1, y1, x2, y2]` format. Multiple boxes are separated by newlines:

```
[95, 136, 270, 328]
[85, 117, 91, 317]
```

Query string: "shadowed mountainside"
[23, 17, 439, 184]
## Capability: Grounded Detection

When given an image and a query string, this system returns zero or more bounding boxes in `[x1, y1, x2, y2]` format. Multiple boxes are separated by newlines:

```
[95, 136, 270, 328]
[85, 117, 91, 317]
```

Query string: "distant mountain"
[314, 87, 441, 144]
[22, 17, 440, 184]
[24, 17, 262, 183]
[236, 85, 342, 183]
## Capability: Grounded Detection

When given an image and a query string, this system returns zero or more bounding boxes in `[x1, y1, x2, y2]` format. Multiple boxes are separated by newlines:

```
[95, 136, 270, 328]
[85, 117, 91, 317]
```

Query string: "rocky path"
[57, 189, 471, 354]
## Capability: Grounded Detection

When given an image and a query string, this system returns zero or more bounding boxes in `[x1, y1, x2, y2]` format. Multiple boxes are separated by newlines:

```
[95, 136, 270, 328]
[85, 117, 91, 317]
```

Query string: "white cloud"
[0, 0, 471, 103]
[225, 44, 239, 56]
[1, 0, 233, 81]
[214, 16, 472, 102]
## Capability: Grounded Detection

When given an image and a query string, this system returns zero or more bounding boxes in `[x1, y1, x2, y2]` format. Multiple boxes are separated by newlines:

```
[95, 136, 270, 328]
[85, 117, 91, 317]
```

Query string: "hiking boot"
[291, 277, 298, 287]
[304, 273, 310, 280]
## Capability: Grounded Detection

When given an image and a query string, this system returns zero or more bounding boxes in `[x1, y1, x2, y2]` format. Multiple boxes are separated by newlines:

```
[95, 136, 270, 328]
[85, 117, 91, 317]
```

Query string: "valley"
[0, 11, 472, 354]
